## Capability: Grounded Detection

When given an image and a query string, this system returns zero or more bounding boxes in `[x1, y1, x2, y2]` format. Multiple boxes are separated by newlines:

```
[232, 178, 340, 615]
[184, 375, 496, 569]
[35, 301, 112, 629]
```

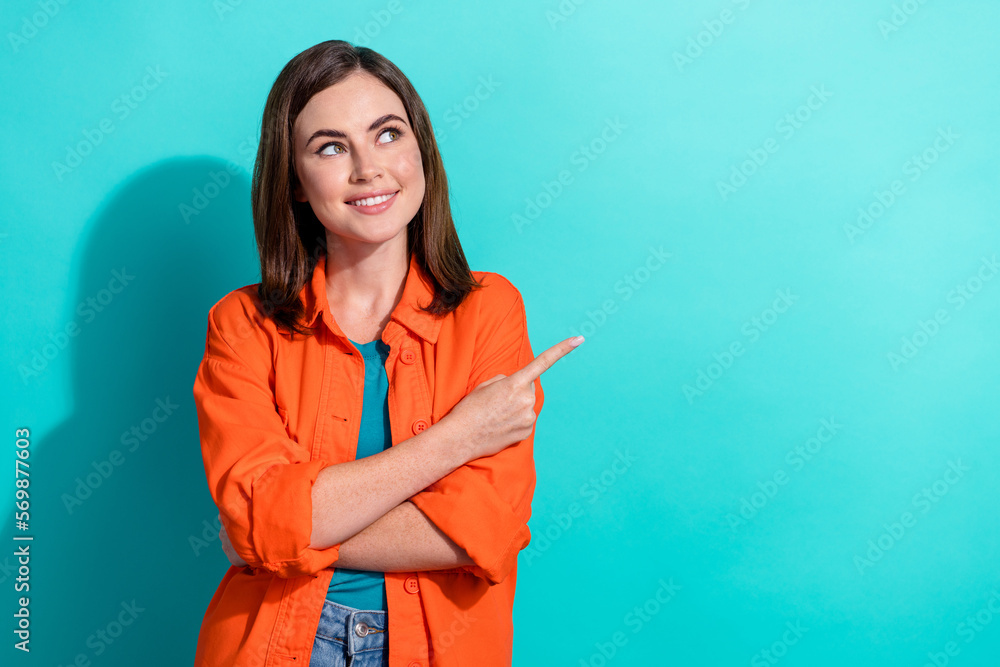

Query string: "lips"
[345, 189, 399, 205]
[343, 189, 400, 215]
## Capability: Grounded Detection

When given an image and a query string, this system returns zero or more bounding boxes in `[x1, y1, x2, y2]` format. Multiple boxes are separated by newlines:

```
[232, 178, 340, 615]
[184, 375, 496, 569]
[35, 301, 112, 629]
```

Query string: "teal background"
[2, 0, 998, 665]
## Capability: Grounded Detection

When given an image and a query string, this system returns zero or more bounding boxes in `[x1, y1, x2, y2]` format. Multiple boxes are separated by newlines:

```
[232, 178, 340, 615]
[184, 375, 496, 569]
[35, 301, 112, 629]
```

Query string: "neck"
[323, 234, 409, 312]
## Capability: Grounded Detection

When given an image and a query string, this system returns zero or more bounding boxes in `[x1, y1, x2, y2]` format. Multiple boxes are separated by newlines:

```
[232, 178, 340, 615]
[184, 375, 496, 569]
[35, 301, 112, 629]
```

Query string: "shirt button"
[411, 419, 429, 434]
[408, 662, 422, 667]
[404, 576, 420, 594]
[400, 349, 416, 364]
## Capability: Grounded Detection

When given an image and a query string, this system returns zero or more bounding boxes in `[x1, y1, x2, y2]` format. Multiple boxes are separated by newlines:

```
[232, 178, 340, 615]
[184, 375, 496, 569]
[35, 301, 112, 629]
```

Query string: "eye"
[317, 142, 345, 156]
[378, 125, 404, 144]
[314, 125, 404, 156]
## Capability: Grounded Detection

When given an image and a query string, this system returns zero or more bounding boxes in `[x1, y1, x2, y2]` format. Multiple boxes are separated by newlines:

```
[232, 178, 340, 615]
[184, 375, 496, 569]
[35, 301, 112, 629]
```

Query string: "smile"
[346, 192, 397, 207]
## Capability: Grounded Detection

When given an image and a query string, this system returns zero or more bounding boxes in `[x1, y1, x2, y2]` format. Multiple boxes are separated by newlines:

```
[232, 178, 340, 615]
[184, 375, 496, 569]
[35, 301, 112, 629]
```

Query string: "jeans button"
[355, 622, 370, 637]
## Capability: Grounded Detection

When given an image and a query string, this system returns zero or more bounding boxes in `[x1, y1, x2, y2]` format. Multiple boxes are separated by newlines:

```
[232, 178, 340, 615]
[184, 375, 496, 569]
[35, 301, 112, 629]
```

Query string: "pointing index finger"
[511, 336, 584, 385]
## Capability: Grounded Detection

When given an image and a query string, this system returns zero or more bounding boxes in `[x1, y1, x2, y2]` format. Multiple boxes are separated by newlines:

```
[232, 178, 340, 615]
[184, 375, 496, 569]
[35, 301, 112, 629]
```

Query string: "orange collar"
[302, 251, 443, 343]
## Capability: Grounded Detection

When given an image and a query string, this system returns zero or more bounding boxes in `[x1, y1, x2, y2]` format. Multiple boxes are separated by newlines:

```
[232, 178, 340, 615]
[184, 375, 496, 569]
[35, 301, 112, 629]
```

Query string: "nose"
[350, 144, 381, 182]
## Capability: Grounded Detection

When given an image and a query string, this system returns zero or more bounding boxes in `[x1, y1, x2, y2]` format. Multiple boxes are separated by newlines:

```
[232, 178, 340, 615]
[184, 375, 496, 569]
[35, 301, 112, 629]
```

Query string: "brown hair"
[251, 39, 481, 336]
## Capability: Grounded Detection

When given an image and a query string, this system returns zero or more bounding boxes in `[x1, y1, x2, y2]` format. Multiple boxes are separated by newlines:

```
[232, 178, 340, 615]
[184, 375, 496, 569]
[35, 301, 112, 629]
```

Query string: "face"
[292, 71, 425, 253]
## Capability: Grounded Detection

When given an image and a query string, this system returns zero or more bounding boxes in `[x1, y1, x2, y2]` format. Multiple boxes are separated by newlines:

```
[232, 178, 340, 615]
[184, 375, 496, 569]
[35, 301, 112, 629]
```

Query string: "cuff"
[409, 463, 531, 585]
[248, 458, 342, 578]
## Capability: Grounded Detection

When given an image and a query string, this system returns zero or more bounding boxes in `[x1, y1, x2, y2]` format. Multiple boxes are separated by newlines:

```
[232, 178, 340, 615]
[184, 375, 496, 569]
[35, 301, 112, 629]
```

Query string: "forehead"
[294, 72, 407, 135]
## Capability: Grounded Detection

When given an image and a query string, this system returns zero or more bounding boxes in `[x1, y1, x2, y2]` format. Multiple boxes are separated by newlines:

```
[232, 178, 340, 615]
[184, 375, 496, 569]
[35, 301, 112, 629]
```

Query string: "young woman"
[192, 40, 582, 667]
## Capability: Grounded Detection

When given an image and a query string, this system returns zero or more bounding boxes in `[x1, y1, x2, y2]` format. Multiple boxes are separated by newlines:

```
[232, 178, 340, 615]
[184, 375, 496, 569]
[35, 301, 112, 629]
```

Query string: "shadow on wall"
[5, 158, 260, 665]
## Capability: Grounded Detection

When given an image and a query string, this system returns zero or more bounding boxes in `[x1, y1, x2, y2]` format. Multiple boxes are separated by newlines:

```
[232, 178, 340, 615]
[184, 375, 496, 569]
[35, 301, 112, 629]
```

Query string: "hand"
[218, 513, 248, 568]
[441, 335, 583, 462]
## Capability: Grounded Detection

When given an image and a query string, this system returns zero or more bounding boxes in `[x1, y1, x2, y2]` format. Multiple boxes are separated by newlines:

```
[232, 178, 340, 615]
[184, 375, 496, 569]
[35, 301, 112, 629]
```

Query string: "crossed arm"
[200, 285, 550, 581]
[220, 499, 471, 571]
[217, 405, 485, 572]
[206, 369, 535, 580]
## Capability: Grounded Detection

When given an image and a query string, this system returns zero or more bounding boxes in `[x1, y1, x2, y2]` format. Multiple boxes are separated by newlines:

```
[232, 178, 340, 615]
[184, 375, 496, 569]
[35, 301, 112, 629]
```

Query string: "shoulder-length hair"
[251, 39, 482, 336]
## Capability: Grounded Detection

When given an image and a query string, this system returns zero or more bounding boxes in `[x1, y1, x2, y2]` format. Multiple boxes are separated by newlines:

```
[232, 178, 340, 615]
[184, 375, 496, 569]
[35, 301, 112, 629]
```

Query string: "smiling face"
[292, 71, 425, 254]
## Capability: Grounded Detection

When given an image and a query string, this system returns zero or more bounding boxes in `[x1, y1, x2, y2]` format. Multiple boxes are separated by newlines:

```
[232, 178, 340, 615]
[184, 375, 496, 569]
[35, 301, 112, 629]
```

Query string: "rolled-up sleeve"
[193, 295, 339, 578]
[409, 286, 543, 585]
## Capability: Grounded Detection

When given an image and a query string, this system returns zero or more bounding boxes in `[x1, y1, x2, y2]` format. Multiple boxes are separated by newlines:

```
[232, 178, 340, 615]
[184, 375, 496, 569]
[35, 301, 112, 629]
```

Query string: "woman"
[192, 40, 582, 667]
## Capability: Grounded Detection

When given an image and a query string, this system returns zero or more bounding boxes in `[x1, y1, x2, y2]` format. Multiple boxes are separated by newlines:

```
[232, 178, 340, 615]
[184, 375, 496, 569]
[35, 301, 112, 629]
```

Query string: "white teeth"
[348, 192, 395, 207]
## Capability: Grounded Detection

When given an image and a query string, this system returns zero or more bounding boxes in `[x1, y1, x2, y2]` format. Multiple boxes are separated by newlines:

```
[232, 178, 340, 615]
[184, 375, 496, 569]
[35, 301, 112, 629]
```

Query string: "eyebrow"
[305, 114, 407, 148]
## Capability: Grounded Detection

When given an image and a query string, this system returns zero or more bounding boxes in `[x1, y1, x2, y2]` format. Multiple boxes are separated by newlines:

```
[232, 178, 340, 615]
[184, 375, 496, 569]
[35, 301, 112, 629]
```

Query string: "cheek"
[397, 148, 424, 185]
[304, 163, 349, 198]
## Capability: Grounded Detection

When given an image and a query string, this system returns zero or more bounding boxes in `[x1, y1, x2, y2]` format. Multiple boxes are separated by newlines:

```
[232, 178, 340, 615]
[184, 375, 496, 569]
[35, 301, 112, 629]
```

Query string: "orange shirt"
[192, 250, 543, 666]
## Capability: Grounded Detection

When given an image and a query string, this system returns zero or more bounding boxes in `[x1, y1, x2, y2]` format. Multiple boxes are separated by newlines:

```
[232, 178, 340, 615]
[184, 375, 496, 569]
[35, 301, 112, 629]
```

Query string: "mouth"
[345, 190, 399, 206]
[344, 190, 399, 215]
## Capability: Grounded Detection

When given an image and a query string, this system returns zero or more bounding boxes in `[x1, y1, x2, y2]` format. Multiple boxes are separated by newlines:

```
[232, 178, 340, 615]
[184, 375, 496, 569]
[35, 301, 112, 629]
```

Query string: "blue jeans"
[309, 599, 389, 667]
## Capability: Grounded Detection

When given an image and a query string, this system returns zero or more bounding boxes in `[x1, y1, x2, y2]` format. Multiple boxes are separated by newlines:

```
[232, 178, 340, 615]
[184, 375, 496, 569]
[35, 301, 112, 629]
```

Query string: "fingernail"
[570, 335, 584, 347]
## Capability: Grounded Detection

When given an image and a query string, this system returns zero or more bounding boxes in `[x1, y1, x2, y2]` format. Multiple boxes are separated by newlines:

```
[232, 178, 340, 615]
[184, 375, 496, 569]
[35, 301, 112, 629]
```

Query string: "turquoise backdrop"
[3, 1, 999, 665]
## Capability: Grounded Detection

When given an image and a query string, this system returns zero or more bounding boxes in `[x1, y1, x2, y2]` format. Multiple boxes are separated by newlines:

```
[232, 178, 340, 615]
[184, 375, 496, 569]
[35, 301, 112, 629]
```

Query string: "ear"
[292, 179, 306, 203]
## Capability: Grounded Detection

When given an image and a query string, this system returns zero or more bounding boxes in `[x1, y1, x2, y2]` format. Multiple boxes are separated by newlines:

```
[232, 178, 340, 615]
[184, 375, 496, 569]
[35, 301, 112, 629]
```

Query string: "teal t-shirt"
[326, 337, 391, 611]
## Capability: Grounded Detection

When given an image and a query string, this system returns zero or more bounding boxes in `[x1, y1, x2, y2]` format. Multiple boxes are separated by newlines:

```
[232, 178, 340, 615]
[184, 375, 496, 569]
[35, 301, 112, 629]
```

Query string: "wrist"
[421, 417, 470, 472]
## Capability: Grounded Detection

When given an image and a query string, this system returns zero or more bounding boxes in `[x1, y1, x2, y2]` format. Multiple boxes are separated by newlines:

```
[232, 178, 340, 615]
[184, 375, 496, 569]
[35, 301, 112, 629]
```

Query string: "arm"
[312, 284, 548, 577]
[221, 500, 473, 571]
[408, 286, 544, 585]
[307, 420, 469, 549]
[309, 284, 559, 571]
[334, 501, 474, 571]
[194, 298, 334, 578]
[195, 295, 469, 578]
[206, 285, 562, 578]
